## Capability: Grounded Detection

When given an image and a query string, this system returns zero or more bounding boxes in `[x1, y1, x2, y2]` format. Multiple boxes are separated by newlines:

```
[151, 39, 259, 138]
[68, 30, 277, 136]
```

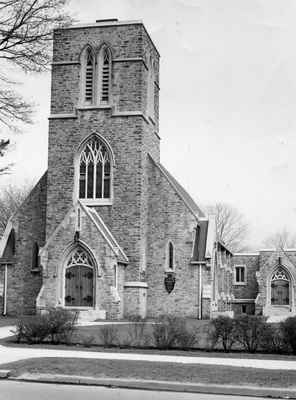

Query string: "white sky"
[2, 0, 296, 248]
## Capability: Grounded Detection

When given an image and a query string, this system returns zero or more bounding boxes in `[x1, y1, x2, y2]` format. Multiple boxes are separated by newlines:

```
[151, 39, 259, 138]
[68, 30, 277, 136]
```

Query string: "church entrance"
[64, 247, 95, 307]
[271, 268, 290, 306]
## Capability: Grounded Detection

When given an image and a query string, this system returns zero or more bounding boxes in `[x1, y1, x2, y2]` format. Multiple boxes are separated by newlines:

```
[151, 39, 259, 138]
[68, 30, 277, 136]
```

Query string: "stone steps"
[76, 309, 106, 323]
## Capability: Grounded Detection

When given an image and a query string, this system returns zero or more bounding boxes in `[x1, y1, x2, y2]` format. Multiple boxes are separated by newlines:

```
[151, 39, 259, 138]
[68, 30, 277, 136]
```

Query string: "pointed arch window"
[169, 242, 174, 269]
[165, 241, 175, 271]
[271, 268, 290, 306]
[79, 135, 112, 203]
[98, 46, 112, 104]
[31, 242, 39, 270]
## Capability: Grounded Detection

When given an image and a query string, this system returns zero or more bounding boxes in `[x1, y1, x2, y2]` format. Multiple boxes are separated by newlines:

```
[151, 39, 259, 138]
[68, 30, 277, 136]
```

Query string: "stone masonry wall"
[146, 158, 200, 318]
[256, 250, 296, 314]
[232, 254, 259, 300]
[6, 173, 47, 315]
[47, 22, 160, 289]
[38, 208, 122, 319]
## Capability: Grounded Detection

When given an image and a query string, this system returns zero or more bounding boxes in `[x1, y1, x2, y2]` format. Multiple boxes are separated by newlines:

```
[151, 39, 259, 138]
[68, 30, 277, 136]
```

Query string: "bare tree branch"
[262, 229, 296, 249]
[0, 0, 73, 73]
[207, 202, 249, 252]
[0, 181, 32, 235]
[0, 0, 73, 171]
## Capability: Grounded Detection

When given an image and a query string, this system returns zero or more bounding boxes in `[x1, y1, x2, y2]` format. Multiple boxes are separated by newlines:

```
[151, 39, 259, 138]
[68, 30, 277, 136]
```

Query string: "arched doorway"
[271, 268, 290, 306]
[64, 246, 95, 307]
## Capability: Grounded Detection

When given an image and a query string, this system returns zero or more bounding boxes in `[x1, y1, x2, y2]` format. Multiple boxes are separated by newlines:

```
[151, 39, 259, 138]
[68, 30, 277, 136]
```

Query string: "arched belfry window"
[65, 246, 95, 307]
[271, 267, 290, 306]
[79, 135, 112, 203]
[82, 47, 95, 104]
[98, 46, 112, 104]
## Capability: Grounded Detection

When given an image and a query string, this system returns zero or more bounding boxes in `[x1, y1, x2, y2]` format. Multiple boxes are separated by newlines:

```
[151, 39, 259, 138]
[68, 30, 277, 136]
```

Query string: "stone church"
[0, 19, 294, 322]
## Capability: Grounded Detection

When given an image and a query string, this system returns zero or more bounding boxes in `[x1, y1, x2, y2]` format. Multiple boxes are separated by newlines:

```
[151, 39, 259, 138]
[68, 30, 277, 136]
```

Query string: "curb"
[7, 373, 296, 398]
[0, 370, 10, 379]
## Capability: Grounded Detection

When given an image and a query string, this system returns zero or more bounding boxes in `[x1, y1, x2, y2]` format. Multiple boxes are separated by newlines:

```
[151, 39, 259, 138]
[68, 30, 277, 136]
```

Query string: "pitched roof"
[79, 201, 128, 264]
[148, 155, 206, 219]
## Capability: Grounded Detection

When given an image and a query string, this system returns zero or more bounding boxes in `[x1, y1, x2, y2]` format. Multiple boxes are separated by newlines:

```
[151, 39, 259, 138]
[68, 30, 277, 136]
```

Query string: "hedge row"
[211, 314, 296, 354]
[13, 311, 296, 355]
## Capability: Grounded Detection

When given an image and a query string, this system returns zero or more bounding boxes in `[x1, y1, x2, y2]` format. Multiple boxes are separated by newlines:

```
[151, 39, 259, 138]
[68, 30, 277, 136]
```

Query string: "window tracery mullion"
[93, 161, 97, 200]
[101, 161, 105, 198]
[85, 159, 88, 199]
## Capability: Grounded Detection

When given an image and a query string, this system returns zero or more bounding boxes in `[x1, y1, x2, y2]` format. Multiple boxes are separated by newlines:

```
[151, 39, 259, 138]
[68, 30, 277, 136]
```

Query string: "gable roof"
[41, 201, 128, 265]
[148, 155, 206, 219]
[79, 201, 128, 264]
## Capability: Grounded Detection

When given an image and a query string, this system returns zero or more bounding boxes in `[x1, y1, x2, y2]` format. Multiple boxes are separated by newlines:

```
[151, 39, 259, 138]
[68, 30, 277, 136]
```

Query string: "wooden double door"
[65, 265, 94, 307]
[271, 280, 289, 305]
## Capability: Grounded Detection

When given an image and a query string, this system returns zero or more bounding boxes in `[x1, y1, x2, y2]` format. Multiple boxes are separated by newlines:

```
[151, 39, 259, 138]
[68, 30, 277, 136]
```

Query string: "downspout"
[3, 264, 7, 316]
[199, 263, 202, 319]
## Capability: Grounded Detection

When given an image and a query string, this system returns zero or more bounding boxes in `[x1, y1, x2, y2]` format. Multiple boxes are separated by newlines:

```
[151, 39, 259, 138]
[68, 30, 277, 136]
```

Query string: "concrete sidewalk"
[1, 344, 296, 370]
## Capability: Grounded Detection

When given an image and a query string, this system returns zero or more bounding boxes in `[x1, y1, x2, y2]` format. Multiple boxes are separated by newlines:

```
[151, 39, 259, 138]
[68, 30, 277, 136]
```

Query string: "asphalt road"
[0, 381, 282, 400]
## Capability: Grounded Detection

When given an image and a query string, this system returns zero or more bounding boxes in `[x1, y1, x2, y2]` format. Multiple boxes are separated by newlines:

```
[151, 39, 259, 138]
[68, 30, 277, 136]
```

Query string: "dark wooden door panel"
[65, 265, 94, 307]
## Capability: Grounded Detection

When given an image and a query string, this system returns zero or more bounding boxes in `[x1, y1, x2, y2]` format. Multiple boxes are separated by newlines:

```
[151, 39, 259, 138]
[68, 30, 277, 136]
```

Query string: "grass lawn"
[1, 357, 296, 388]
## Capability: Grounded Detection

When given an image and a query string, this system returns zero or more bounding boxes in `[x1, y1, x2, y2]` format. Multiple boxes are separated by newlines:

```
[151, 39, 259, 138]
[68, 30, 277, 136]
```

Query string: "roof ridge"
[148, 154, 206, 219]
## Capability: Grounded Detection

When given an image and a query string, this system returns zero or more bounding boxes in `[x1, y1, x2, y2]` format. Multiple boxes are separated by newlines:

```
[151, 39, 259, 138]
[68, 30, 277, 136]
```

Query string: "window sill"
[76, 104, 112, 110]
[233, 282, 247, 286]
[79, 199, 113, 206]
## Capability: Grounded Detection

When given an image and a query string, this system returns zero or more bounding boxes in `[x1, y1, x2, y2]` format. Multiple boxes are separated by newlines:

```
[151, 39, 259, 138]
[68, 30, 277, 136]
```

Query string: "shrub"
[46, 308, 77, 344]
[281, 316, 296, 354]
[260, 323, 286, 354]
[152, 315, 196, 349]
[14, 309, 77, 345]
[210, 316, 236, 352]
[14, 314, 50, 344]
[99, 325, 118, 347]
[234, 315, 267, 353]
[81, 334, 95, 348]
[176, 326, 197, 349]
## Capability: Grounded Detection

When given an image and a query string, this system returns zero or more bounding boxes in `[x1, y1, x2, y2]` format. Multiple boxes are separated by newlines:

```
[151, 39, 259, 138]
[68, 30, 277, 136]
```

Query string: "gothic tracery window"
[79, 135, 112, 202]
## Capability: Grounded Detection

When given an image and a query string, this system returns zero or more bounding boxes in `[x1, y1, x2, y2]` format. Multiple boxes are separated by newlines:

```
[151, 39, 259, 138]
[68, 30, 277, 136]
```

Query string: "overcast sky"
[2, 0, 296, 249]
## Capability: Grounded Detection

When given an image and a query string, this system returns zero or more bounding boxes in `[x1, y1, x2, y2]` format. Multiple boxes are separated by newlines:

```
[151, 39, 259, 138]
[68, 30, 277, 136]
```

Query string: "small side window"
[165, 241, 175, 271]
[32, 242, 39, 270]
[234, 265, 246, 284]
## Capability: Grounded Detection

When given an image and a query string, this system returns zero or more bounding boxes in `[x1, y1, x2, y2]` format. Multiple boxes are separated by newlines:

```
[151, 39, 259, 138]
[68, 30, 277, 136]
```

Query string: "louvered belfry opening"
[100, 47, 111, 103]
[85, 48, 94, 102]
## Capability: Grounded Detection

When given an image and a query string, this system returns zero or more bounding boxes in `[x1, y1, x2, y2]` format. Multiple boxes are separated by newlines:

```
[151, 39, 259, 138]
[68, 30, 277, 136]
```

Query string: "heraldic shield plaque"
[164, 272, 176, 294]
